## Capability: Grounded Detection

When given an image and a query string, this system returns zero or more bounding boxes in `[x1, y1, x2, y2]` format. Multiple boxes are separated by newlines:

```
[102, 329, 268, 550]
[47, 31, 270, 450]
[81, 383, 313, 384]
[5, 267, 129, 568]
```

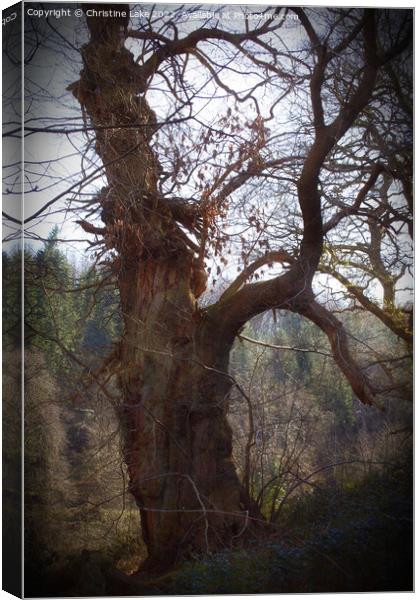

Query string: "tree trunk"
[117, 258, 249, 571]
[70, 8, 251, 571]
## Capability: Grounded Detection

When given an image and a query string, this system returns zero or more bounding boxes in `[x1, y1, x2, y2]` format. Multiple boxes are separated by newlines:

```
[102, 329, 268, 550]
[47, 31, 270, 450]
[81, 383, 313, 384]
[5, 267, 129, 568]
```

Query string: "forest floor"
[26, 458, 412, 597]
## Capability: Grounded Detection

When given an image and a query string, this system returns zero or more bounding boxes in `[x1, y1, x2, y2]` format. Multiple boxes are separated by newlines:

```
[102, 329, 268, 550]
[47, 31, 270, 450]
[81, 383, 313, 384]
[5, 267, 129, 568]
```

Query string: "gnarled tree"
[14, 4, 412, 573]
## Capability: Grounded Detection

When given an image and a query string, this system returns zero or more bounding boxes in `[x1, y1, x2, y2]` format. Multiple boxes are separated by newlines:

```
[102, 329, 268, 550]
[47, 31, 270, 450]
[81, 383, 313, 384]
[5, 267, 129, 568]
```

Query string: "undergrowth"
[154, 459, 413, 594]
[26, 457, 412, 596]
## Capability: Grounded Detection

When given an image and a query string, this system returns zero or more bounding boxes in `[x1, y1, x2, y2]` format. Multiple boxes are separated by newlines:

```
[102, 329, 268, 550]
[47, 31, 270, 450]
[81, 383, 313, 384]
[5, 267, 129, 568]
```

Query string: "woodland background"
[3, 231, 412, 595]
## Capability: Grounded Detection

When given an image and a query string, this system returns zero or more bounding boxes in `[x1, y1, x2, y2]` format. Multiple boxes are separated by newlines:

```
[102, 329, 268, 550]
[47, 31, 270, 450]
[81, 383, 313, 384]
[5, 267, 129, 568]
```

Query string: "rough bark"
[116, 260, 250, 570]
